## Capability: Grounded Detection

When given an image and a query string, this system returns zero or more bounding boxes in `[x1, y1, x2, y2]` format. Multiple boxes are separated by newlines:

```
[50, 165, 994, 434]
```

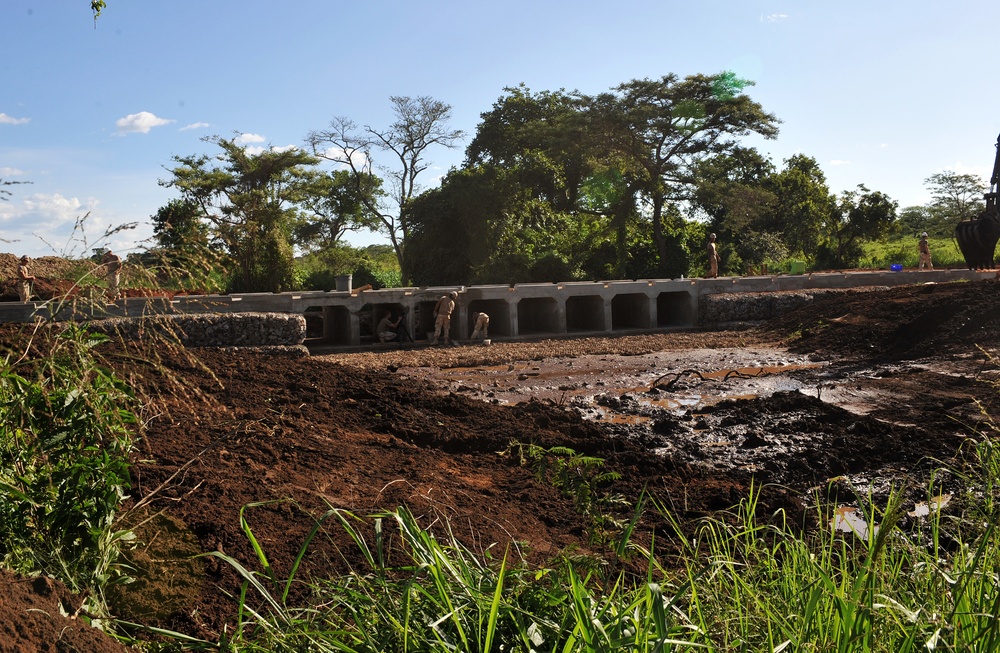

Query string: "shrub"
[0, 324, 137, 593]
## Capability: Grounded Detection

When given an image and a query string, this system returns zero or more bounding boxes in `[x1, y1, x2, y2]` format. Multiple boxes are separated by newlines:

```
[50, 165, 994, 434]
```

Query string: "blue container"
[890, 264, 903, 272]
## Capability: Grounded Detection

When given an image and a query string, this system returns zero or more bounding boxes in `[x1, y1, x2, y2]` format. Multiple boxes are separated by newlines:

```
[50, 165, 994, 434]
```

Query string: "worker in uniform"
[431, 291, 457, 345]
[470, 311, 490, 341]
[376, 309, 402, 343]
[918, 232, 933, 270]
[17, 255, 35, 303]
[102, 249, 123, 300]
[707, 233, 721, 278]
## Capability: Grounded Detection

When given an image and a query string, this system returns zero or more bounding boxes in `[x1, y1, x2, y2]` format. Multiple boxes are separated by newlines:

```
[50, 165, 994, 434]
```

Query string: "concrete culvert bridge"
[1, 269, 995, 348]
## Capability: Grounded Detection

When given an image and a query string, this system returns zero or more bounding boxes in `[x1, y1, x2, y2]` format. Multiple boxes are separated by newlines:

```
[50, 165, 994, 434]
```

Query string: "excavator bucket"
[955, 133, 1000, 270]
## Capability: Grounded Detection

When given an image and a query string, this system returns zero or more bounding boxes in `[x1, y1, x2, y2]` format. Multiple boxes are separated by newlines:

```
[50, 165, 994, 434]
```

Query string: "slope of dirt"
[3, 277, 1000, 649]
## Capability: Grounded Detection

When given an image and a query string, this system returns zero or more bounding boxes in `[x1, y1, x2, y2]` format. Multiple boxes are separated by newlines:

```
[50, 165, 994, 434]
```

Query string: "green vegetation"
[115, 437, 1000, 652]
[861, 236, 966, 270]
[0, 324, 136, 600]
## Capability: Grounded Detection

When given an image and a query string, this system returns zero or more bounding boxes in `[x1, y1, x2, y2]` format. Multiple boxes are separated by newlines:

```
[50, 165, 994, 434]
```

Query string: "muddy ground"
[4, 278, 1000, 650]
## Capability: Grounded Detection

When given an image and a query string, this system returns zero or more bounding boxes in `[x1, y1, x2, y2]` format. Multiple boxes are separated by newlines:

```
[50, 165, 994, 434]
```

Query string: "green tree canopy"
[924, 171, 987, 232]
[161, 135, 319, 292]
[817, 185, 899, 269]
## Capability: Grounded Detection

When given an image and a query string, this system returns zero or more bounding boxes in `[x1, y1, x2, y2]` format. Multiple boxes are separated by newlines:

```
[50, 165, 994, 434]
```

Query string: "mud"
[4, 278, 1000, 649]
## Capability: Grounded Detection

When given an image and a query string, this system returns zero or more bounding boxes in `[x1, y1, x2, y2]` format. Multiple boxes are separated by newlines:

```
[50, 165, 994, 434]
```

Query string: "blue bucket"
[890, 264, 903, 272]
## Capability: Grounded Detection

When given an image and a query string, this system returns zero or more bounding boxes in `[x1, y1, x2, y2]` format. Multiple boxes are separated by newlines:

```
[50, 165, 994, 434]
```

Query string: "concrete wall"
[1, 268, 992, 347]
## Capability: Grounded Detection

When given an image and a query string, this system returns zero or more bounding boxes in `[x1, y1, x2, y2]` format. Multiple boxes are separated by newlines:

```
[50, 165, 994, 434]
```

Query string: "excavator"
[955, 133, 1000, 269]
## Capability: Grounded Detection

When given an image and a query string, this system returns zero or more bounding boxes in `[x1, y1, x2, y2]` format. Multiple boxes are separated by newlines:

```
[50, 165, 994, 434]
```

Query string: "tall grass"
[0, 322, 138, 597]
[158, 430, 1000, 653]
[860, 236, 966, 269]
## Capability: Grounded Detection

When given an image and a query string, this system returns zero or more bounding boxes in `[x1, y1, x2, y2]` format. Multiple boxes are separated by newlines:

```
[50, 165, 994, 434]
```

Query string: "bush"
[0, 325, 137, 593]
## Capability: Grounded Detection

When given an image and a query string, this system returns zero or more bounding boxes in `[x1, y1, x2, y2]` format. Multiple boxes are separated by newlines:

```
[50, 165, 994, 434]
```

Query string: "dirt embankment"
[4, 278, 1000, 648]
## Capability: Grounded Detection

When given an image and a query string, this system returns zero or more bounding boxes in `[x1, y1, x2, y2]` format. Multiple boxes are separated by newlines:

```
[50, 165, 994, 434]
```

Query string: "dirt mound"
[762, 278, 1000, 362]
[0, 569, 131, 653]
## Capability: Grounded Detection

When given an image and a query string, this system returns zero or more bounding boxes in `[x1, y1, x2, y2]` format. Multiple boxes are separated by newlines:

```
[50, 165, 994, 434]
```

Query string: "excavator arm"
[955, 133, 1000, 269]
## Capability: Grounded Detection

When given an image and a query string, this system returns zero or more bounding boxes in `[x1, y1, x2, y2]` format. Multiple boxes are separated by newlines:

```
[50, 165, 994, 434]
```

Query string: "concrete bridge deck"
[1, 268, 993, 347]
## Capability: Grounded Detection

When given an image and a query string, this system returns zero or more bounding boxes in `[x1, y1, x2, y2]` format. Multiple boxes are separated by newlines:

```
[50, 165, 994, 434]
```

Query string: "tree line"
[140, 73, 990, 292]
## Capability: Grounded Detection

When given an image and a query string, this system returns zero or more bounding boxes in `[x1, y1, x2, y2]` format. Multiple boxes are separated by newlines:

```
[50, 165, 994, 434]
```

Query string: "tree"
[590, 72, 780, 274]
[293, 169, 383, 254]
[150, 198, 211, 257]
[162, 135, 319, 292]
[762, 154, 835, 259]
[817, 185, 898, 268]
[306, 96, 464, 284]
[898, 205, 935, 237]
[924, 171, 987, 232]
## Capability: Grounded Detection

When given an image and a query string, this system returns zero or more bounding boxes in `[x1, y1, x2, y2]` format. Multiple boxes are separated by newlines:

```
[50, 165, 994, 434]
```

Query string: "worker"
[918, 232, 933, 270]
[470, 311, 490, 341]
[430, 291, 458, 345]
[16, 255, 35, 303]
[102, 249, 123, 301]
[707, 233, 721, 278]
[376, 309, 402, 343]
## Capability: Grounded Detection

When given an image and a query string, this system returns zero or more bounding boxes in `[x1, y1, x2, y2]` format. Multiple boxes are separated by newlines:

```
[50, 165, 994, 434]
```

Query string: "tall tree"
[924, 171, 987, 231]
[293, 169, 383, 254]
[591, 72, 780, 273]
[306, 96, 464, 284]
[763, 154, 835, 258]
[162, 135, 319, 292]
[818, 185, 898, 268]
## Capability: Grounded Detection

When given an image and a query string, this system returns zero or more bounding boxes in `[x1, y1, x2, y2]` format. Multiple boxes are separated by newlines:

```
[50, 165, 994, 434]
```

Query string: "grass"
[860, 236, 967, 270]
[116, 427, 1000, 652]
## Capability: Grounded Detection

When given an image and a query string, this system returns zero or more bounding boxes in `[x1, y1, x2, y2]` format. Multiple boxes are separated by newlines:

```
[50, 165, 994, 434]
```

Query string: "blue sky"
[2, 0, 998, 259]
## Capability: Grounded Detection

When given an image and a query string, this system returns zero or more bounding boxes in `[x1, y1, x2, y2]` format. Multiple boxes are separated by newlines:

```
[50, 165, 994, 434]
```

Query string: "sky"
[2, 0, 999, 259]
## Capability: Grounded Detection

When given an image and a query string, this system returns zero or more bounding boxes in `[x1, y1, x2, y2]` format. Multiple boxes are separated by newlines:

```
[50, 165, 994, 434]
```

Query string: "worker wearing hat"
[707, 233, 721, 278]
[16, 255, 35, 303]
[918, 232, 933, 270]
[431, 291, 458, 346]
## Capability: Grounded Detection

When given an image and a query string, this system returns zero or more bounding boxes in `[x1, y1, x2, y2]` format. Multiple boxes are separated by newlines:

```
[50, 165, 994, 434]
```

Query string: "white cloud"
[830, 159, 851, 166]
[0, 192, 103, 256]
[0, 167, 26, 177]
[115, 111, 174, 134]
[235, 133, 266, 146]
[761, 13, 788, 23]
[270, 144, 299, 153]
[180, 121, 211, 131]
[23, 192, 89, 219]
[0, 113, 30, 125]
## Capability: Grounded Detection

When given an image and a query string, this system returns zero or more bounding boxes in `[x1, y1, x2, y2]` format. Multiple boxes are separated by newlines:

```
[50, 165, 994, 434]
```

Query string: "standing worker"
[102, 249, 123, 301]
[707, 233, 721, 278]
[16, 255, 35, 303]
[431, 291, 458, 346]
[918, 232, 933, 270]
[470, 311, 490, 341]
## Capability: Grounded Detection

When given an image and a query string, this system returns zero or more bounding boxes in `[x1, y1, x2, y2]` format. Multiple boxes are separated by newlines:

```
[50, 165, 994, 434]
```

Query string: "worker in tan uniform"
[918, 232, 933, 270]
[470, 311, 490, 341]
[17, 255, 35, 303]
[431, 291, 458, 345]
[102, 249, 123, 301]
[707, 233, 721, 278]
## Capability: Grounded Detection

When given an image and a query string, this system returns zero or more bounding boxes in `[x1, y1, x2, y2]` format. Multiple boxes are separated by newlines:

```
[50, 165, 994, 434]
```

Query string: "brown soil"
[4, 278, 1000, 649]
